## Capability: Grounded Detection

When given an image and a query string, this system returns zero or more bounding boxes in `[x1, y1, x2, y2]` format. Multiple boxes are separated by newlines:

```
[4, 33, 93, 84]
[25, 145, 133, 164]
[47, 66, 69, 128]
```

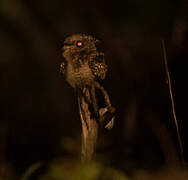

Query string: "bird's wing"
[89, 55, 107, 81]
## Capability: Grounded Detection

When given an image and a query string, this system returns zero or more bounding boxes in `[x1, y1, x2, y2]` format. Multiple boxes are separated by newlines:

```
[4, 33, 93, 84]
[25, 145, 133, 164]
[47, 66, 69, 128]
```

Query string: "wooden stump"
[78, 85, 115, 162]
[78, 88, 98, 162]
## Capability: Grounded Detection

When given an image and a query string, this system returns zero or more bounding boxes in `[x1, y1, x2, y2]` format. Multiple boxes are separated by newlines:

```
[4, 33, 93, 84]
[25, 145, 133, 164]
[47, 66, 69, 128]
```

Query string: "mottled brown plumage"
[60, 34, 107, 88]
[60, 34, 114, 130]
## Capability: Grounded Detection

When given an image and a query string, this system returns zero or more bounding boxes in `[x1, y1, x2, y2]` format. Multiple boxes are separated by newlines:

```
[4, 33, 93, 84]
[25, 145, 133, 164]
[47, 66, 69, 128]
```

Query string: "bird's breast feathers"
[66, 62, 94, 88]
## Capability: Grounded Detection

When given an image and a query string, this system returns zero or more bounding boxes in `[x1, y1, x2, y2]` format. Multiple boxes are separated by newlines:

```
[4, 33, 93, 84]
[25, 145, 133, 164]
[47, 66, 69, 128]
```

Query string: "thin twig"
[95, 82, 115, 129]
[161, 39, 185, 166]
[95, 82, 111, 107]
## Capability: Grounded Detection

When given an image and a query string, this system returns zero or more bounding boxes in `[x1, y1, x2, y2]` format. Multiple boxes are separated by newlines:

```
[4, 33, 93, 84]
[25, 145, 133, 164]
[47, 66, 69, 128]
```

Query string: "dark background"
[0, 0, 188, 178]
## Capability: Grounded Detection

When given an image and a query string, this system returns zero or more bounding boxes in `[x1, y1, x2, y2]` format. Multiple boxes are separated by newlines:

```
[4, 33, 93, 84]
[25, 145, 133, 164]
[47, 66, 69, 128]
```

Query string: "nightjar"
[60, 34, 115, 129]
[60, 34, 107, 89]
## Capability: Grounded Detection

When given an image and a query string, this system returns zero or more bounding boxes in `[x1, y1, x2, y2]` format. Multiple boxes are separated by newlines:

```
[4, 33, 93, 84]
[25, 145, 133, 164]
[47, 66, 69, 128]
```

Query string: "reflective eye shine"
[76, 41, 83, 47]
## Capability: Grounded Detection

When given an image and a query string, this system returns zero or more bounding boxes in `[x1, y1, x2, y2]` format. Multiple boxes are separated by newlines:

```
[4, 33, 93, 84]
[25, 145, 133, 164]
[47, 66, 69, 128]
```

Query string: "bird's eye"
[76, 41, 83, 47]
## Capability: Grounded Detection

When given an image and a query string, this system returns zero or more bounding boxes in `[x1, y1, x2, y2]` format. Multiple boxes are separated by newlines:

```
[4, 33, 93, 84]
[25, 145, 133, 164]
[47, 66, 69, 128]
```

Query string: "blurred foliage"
[20, 159, 188, 180]
[36, 160, 135, 180]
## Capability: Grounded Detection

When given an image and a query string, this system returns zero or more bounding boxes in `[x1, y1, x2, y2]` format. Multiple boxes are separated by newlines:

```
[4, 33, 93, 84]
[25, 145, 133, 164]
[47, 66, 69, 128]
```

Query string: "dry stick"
[161, 39, 185, 166]
[78, 85, 115, 161]
[95, 82, 115, 129]
[95, 82, 111, 107]
[79, 87, 98, 162]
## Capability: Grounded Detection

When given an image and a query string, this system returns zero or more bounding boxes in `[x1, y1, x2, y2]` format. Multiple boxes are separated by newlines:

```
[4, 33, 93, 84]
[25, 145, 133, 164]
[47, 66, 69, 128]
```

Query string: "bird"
[60, 34, 114, 129]
[60, 34, 107, 89]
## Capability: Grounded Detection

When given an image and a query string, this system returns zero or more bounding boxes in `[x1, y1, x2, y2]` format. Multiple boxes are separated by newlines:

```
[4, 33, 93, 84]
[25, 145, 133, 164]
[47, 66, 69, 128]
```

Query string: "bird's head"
[62, 34, 104, 65]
